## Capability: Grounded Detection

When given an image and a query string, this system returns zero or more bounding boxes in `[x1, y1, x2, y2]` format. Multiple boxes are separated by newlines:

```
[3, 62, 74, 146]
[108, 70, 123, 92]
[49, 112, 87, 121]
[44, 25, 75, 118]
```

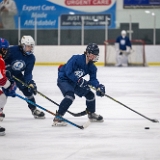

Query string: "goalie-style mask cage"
[0, 38, 9, 59]
[121, 30, 126, 38]
[20, 35, 35, 55]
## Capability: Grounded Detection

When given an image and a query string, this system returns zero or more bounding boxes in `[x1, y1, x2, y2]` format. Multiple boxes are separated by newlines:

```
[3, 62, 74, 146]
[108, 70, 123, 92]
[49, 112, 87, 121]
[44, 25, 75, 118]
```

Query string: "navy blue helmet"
[86, 43, 99, 55]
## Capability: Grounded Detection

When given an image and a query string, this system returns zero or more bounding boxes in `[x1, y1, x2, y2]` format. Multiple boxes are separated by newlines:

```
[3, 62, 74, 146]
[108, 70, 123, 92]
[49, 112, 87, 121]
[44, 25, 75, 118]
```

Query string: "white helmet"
[121, 30, 126, 38]
[21, 35, 35, 55]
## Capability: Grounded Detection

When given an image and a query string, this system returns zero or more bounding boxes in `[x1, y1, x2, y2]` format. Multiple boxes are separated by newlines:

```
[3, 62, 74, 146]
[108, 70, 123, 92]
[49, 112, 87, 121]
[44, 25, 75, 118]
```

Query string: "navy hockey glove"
[96, 84, 105, 97]
[5, 70, 12, 80]
[2, 81, 17, 97]
[28, 80, 37, 95]
[77, 78, 89, 90]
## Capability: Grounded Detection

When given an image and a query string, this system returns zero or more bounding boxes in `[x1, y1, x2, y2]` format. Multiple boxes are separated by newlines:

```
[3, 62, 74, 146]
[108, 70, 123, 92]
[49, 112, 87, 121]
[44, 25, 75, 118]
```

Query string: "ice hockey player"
[0, 37, 17, 136]
[52, 43, 105, 126]
[4, 35, 45, 119]
[115, 30, 132, 67]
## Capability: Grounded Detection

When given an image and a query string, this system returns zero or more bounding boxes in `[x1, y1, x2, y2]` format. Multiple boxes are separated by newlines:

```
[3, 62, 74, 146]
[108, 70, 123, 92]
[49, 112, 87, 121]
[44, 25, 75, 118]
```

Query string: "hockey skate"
[88, 112, 104, 122]
[32, 109, 45, 119]
[0, 126, 5, 136]
[0, 113, 5, 121]
[52, 114, 67, 127]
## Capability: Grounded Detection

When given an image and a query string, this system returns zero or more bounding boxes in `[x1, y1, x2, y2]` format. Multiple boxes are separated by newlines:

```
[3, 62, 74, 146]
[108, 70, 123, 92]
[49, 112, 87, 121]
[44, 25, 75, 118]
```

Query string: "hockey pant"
[57, 79, 95, 115]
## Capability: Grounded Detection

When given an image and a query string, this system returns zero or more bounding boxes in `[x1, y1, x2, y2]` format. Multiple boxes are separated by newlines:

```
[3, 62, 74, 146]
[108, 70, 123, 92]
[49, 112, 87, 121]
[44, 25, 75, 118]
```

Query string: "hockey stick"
[15, 93, 90, 129]
[67, 110, 87, 117]
[12, 75, 85, 117]
[89, 85, 159, 123]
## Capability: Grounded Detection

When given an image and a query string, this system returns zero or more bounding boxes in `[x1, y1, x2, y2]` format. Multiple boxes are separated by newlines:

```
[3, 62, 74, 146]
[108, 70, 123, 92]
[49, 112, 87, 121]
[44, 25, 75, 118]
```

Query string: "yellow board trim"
[148, 62, 160, 66]
[35, 62, 160, 66]
[35, 62, 105, 66]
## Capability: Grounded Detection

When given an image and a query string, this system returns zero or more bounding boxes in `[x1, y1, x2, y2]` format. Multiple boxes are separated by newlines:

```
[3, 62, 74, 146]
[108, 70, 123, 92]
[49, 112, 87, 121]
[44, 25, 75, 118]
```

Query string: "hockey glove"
[77, 78, 89, 90]
[28, 80, 37, 95]
[5, 70, 12, 80]
[96, 84, 105, 97]
[2, 81, 17, 97]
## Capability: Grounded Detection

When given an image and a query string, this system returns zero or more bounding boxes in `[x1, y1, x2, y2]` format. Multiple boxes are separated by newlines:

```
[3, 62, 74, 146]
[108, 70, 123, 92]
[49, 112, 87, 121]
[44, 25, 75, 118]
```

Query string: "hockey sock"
[85, 91, 95, 113]
[58, 92, 75, 115]
[27, 96, 36, 111]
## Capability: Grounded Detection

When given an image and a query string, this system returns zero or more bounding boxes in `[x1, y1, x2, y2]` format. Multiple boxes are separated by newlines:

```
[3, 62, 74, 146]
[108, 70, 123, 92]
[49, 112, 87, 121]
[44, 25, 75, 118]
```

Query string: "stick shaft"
[12, 76, 80, 117]
[16, 93, 84, 129]
[89, 85, 158, 123]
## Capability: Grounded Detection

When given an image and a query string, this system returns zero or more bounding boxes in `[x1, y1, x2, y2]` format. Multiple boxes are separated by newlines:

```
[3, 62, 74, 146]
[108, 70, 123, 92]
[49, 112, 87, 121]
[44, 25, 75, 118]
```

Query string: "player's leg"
[52, 80, 75, 126]
[0, 90, 6, 136]
[0, 90, 7, 121]
[115, 51, 123, 67]
[15, 80, 45, 119]
[75, 86, 103, 122]
[121, 53, 129, 67]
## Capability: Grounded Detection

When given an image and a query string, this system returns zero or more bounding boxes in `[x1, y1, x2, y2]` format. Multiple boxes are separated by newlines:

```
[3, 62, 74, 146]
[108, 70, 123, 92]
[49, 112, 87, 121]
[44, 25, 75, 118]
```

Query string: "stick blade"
[81, 119, 91, 129]
[152, 119, 159, 123]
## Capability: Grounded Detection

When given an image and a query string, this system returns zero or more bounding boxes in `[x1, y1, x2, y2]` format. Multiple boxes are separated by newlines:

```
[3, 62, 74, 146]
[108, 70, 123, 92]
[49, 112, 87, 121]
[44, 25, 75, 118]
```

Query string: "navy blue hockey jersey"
[5, 45, 35, 83]
[116, 36, 132, 50]
[58, 54, 99, 87]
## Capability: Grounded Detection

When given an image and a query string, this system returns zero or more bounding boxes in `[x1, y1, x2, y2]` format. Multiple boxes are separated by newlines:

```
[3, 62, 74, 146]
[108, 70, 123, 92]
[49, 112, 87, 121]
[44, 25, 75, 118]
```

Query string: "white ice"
[1, 66, 160, 160]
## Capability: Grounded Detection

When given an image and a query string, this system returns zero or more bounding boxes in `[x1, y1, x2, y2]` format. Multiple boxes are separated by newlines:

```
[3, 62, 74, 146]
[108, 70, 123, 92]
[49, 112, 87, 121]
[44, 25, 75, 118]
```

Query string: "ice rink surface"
[1, 66, 160, 160]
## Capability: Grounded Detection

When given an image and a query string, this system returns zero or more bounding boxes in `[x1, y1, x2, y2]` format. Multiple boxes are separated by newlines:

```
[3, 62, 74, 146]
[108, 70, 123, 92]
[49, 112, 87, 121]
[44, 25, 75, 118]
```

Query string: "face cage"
[92, 55, 99, 62]
[87, 52, 99, 62]
[22, 44, 34, 55]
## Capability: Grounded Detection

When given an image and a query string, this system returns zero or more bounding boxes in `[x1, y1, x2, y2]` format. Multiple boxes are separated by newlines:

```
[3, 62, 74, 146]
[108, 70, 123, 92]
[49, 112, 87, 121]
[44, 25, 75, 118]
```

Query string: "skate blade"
[89, 119, 104, 122]
[52, 122, 67, 127]
[0, 132, 5, 136]
[34, 116, 45, 119]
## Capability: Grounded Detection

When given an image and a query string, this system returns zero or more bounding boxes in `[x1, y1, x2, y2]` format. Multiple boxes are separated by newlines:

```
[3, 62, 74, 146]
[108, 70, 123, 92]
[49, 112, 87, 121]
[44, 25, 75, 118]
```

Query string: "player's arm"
[0, 59, 10, 87]
[23, 55, 35, 83]
[115, 37, 120, 53]
[0, 72, 10, 88]
[0, 62, 16, 97]
[64, 56, 81, 82]
[23, 56, 37, 95]
[88, 66, 99, 87]
[88, 66, 105, 97]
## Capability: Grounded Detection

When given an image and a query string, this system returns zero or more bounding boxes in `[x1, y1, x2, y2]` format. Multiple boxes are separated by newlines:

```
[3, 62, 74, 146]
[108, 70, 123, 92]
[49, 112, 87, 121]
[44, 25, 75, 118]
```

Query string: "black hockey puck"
[144, 127, 150, 129]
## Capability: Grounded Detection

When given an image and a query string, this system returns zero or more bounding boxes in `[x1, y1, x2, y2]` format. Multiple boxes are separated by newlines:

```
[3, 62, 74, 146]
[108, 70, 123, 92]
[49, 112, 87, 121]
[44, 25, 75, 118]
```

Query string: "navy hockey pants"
[57, 79, 96, 115]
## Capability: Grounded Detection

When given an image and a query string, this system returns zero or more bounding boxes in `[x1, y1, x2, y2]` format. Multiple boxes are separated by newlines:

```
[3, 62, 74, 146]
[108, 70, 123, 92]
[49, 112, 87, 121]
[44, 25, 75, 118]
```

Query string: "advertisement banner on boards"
[12, 0, 116, 29]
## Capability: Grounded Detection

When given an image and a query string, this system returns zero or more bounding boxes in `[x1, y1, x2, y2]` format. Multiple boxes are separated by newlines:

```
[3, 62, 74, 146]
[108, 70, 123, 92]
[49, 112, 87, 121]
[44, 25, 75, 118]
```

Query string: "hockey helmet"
[121, 30, 126, 38]
[20, 35, 35, 55]
[86, 43, 99, 55]
[0, 38, 9, 58]
[86, 43, 99, 62]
